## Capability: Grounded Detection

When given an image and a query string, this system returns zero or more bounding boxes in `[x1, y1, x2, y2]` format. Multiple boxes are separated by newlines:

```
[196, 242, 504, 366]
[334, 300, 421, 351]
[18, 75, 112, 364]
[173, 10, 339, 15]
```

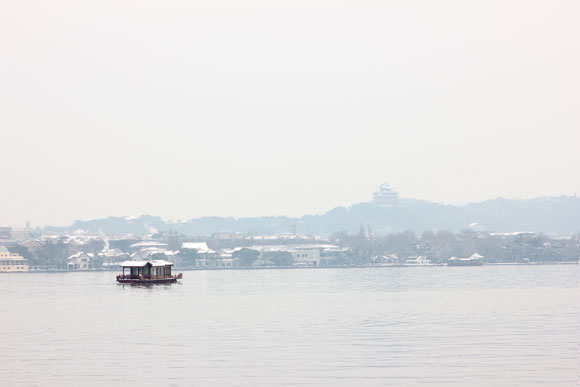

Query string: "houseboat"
[117, 260, 182, 284]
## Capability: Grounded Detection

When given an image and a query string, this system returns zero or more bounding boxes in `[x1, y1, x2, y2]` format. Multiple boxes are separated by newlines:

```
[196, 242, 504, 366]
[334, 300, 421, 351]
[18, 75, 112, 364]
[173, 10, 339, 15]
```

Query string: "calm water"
[1, 265, 578, 386]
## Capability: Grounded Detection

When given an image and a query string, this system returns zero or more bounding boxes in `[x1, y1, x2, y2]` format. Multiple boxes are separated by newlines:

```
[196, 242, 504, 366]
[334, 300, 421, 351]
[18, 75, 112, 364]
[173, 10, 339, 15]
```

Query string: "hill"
[44, 196, 580, 236]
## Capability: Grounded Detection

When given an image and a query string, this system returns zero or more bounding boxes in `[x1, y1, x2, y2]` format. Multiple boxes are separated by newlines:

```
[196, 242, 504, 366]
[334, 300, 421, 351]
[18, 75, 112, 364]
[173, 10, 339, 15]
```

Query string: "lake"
[0, 265, 578, 386]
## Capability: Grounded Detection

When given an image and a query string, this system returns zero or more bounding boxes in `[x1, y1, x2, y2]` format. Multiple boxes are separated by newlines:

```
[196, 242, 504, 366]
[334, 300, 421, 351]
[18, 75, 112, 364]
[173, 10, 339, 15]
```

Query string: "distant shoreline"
[5, 261, 578, 274]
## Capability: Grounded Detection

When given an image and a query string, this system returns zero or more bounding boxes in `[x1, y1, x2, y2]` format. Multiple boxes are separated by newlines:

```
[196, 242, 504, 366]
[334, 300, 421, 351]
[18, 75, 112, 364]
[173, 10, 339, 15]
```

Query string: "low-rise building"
[372, 254, 400, 265]
[0, 238, 19, 248]
[0, 246, 29, 272]
[182, 242, 219, 268]
[319, 246, 348, 266]
[98, 248, 129, 270]
[243, 243, 346, 267]
[67, 252, 94, 271]
[22, 239, 45, 253]
[291, 249, 320, 266]
[212, 232, 245, 248]
[0, 227, 12, 238]
[213, 252, 237, 268]
[181, 242, 214, 253]
[129, 241, 169, 252]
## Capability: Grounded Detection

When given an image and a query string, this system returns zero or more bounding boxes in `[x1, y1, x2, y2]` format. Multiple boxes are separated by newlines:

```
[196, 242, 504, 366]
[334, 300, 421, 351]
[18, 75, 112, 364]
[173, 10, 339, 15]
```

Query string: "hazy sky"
[1, 1, 579, 226]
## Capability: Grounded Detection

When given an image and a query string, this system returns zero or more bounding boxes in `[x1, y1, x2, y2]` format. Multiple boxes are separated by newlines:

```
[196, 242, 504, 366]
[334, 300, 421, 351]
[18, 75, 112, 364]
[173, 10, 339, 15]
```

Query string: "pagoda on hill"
[372, 183, 400, 206]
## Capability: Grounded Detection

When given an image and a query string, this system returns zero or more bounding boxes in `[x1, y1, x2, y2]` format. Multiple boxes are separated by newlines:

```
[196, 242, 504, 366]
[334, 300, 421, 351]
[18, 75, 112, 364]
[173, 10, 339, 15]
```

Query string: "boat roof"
[120, 260, 174, 267]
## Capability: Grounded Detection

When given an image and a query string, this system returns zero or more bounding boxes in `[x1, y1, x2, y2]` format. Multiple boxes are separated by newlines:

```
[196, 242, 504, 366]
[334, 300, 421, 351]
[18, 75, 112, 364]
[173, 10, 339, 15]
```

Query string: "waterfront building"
[291, 249, 320, 266]
[319, 246, 348, 266]
[0, 246, 29, 272]
[372, 254, 400, 265]
[181, 242, 218, 268]
[448, 253, 484, 266]
[245, 244, 346, 267]
[213, 251, 237, 268]
[67, 252, 94, 271]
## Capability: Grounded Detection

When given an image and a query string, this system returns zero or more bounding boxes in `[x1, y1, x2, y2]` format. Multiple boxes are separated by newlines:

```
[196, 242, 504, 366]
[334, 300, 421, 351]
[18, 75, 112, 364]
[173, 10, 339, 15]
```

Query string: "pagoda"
[372, 183, 400, 206]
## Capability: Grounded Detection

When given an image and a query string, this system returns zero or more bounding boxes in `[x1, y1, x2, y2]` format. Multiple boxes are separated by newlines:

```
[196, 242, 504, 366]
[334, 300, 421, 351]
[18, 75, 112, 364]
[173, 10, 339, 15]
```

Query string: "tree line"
[331, 228, 580, 264]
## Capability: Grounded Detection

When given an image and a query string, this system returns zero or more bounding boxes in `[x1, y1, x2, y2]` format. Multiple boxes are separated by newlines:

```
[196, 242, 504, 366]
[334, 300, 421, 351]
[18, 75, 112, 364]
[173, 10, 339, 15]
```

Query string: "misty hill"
[44, 196, 580, 237]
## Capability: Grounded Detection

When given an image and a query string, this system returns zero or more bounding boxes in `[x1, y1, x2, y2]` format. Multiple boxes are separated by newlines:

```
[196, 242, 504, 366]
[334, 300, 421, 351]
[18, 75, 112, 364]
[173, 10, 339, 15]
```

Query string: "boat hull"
[116, 277, 178, 284]
[117, 274, 181, 285]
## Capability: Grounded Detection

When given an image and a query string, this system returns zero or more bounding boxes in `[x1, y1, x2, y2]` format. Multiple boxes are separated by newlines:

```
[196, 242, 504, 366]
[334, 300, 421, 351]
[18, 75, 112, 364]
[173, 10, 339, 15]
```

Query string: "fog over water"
[1, 1, 579, 226]
[1, 265, 578, 386]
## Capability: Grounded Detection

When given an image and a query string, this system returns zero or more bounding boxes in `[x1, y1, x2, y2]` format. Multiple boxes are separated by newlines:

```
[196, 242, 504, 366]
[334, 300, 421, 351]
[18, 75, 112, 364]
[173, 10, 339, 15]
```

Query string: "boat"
[116, 260, 183, 284]
[448, 253, 483, 266]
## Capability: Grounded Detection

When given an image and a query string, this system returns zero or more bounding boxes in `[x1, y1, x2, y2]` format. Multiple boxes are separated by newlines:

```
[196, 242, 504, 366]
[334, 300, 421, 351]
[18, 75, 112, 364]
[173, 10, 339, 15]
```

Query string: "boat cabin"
[117, 260, 181, 284]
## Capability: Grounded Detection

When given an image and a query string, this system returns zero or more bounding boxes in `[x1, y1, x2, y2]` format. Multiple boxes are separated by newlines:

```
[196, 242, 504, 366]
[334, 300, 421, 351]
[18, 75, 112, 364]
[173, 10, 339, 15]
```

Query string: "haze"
[1, 0, 579, 226]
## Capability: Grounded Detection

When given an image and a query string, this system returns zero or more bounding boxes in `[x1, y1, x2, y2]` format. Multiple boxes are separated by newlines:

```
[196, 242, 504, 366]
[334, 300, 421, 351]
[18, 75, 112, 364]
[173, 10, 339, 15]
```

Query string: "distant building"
[0, 227, 12, 238]
[372, 254, 400, 265]
[67, 252, 94, 271]
[0, 246, 29, 272]
[181, 242, 214, 254]
[10, 229, 32, 242]
[130, 252, 148, 261]
[372, 183, 400, 206]
[23, 239, 44, 252]
[212, 232, 245, 247]
[448, 253, 483, 266]
[0, 238, 19, 248]
[244, 244, 346, 267]
[212, 232, 244, 241]
[98, 248, 129, 270]
[213, 251, 236, 268]
[291, 249, 320, 266]
[319, 246, 347, 266]
[98, 247, 128, 261]
[182, 242, 217, 268]
[129, 241, 169, 252]
[108, 237, 141, 252]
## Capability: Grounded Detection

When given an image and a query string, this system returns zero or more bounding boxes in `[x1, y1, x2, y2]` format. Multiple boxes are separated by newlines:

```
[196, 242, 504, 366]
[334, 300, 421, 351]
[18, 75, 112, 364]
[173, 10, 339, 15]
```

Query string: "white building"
[67, 252, 94, 271]
[181, 242, 218, 268]
[181, 242, 214, 254]
[246, 244, 346, 267]
[129, 241, 169, 252]
[98, 248, 129, 270]
[372, 254, 400, 265]
[291, 249, 320, 266]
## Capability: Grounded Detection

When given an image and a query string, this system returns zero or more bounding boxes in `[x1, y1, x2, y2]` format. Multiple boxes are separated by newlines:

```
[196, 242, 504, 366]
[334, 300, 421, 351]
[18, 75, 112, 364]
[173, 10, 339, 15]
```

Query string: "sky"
[1, 0, 579, 227]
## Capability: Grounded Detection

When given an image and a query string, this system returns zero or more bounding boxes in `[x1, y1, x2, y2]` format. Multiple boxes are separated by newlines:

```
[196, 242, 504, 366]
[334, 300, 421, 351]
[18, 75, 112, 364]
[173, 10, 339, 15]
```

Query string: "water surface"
[1, 265, 578, 386]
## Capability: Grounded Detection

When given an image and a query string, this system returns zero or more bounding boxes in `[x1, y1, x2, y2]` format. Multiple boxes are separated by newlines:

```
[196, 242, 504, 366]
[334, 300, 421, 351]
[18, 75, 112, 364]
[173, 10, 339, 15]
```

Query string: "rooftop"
[120, 260, 174, 267]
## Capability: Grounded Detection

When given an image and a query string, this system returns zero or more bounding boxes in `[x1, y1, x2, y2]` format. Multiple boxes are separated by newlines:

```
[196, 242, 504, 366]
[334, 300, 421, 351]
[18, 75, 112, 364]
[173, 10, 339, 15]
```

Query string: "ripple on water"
[0, 265, 578, 386]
